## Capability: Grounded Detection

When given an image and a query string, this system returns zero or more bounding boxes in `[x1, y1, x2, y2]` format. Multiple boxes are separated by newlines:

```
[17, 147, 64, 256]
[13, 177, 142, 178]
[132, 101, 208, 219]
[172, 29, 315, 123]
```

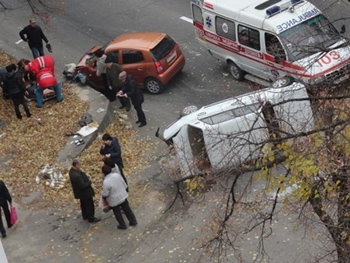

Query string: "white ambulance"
[190, 0, 350, 87]
[163, 82, 313, 177]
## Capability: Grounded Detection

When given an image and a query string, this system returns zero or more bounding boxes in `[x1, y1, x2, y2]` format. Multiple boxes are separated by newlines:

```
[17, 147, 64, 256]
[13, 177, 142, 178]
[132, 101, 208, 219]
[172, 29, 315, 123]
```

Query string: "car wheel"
[228, 61, 244, 81]
[272, 76, 293, 88]
[145, 78, 164, 94]
[179, 105, 199, 118]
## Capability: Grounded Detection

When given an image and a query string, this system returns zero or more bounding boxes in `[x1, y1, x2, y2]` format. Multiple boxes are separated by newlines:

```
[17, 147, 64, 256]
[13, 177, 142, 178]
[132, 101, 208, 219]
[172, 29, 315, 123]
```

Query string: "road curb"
[56, 83, 113, 167]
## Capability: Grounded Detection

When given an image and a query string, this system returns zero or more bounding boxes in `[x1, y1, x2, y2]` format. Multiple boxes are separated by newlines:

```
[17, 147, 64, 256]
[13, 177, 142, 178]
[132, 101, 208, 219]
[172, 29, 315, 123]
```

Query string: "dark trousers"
[111, 199, 137, 228]
[10, 92, 31, 119]
[117, 164, 128, 192]
[0, 202, 11, 235]
[31, 46, 44, 59]
[133, 103, 146, 124]
[80, 197, 95, 221]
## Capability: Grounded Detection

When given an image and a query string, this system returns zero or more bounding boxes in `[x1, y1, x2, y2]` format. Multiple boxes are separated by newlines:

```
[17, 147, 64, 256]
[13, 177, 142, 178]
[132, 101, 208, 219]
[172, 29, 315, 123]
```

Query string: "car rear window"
[150, 35, 176, 61]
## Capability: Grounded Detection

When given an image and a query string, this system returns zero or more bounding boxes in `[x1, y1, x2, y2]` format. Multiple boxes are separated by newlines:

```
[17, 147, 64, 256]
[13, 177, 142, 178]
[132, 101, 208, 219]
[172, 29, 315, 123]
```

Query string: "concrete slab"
[56, 84, 113, 166]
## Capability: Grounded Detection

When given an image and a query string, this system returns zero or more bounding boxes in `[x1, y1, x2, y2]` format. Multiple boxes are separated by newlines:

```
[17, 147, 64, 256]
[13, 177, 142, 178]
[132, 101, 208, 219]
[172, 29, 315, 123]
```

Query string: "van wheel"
[272, 76, 293, 88]
[179, 105, 199, 118]
[145, 78, 164, 94]
[228, 61, 244, 81]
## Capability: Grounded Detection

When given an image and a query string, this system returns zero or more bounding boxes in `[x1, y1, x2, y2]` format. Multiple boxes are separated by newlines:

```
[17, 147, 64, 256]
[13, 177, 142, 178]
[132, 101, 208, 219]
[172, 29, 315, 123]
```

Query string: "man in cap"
[117, 71, 147, 127]
[19, 18, 50, 58]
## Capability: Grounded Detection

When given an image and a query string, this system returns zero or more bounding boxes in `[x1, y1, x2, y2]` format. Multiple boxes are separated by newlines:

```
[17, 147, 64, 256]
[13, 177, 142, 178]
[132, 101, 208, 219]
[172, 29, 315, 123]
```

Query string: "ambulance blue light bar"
[266, 0, 302, 17]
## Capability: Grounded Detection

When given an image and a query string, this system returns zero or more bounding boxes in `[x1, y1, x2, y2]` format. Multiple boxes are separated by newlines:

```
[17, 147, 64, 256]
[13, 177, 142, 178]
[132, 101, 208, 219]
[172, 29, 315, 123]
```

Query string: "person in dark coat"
[104, 55, 130, 109]
[3, 64, 31, 119]
[19, 18, 50, 58]
[0, 180, 12, 238]
[69, 160, 100, 223]
[0, 66, 10, 100]
[117, 71, 147, 127]
[100, 133, 128, 187]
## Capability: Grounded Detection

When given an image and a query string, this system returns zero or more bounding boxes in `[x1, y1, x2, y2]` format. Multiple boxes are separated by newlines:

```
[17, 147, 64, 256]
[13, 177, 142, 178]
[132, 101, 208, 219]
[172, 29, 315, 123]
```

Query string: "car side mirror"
[340, 25, 346, 34]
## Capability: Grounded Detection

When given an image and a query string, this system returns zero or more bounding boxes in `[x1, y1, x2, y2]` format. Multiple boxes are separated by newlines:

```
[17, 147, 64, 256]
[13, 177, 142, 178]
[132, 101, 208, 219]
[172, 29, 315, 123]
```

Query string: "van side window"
[192, 4, 203, 24]
[215, 17, 235, 41]
[238, 25, 260, 50]
[122, 50, 144, 64]
[265, 33, 286, 62]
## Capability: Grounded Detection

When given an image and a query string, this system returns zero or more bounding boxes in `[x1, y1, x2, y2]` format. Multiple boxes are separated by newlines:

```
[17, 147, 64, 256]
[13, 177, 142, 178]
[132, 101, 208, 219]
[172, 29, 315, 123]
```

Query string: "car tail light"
[155, 61, 164, 74]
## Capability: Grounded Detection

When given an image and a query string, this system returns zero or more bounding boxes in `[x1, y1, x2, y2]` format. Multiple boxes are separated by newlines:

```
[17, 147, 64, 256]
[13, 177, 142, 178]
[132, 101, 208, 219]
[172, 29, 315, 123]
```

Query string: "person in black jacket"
[99, 133, 128, 187]
[3, 64, 31, 119]
[19, 18, 50, 58]
[0, 180, 12, 238]
[69, 160, 100, 223]
[117, 71, 147, 127]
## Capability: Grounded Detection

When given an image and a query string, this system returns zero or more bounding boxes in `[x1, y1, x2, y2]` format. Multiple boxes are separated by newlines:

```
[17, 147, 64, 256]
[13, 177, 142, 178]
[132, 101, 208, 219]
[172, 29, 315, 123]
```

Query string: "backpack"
[78, 113, 93, 127]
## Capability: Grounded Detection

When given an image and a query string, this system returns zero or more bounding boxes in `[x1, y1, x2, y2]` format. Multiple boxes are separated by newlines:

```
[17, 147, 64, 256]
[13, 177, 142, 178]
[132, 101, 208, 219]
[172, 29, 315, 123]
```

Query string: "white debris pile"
[35, 165, 68, 189]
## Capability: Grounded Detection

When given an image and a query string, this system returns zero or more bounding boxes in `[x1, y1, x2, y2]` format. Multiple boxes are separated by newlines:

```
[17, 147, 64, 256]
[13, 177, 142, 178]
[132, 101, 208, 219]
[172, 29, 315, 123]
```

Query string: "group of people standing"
[95, 51, 147, 127]
[69, 133, 137, 229]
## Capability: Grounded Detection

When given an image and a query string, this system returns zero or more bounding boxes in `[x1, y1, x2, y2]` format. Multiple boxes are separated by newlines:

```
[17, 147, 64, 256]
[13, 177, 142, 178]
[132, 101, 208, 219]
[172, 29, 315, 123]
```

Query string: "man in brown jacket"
[69, 160, 100, 223]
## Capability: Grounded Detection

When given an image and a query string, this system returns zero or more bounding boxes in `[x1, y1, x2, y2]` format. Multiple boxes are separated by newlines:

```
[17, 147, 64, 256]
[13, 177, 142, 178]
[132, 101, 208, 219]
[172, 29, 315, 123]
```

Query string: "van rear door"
[190, 0, 206, 47]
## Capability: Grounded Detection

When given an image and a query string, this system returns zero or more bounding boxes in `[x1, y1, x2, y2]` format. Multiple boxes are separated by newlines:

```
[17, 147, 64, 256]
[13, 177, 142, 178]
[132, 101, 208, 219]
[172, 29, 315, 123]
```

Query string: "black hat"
[104, 55, 113, 64]
[6, 64, 16, 72]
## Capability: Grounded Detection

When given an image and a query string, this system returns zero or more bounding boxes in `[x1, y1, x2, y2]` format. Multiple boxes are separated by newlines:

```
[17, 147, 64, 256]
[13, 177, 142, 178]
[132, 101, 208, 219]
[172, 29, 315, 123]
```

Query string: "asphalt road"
[0, 0, 348, 262]
[0, 0, 250, 133]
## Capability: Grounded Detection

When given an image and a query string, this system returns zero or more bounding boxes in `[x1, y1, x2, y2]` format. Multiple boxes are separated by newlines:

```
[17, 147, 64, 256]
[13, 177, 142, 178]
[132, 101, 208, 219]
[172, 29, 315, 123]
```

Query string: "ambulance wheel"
[228, 61, 244, 81]
[272, 76, 293, 88]
[179, 105, 199, 118]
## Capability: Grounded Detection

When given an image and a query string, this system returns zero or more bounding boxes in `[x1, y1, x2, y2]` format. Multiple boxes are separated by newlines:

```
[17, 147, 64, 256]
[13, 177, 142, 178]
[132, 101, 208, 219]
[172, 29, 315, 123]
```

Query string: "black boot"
[16, 113, 22, 120]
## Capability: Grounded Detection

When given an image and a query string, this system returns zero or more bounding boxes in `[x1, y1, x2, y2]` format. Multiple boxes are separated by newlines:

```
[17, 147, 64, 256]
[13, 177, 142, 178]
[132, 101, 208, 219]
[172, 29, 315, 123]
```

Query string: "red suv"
[75, 32, 185, 94]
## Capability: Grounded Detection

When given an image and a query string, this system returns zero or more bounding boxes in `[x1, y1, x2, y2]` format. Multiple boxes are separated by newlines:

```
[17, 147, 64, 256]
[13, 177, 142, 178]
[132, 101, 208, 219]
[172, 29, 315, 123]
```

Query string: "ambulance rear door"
[190, 0, 206, 47]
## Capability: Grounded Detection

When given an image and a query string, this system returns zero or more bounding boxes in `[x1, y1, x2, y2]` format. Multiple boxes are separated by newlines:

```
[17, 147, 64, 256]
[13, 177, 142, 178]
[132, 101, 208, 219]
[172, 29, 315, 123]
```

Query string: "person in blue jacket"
[100, 133, 128, 187]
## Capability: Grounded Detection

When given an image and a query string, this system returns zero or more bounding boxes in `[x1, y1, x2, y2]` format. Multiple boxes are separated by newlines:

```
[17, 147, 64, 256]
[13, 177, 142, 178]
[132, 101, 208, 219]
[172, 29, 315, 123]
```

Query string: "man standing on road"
[117, 71, 147, 127]
[19, 18, 50, 58]
[69, 160, 101, 223]
[99, 133, 128, 188]
[101, 165, 137, 230]
[104, 55, 130, 109]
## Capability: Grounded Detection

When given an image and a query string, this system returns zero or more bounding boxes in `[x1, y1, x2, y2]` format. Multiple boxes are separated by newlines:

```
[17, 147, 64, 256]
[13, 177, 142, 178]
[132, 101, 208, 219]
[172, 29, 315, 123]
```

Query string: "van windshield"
[279, 15, 341, 62]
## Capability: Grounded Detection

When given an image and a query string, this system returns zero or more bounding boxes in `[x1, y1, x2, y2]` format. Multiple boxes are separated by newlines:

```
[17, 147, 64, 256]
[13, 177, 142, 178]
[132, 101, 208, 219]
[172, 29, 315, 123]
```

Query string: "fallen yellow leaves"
[0, 53, 154, 208]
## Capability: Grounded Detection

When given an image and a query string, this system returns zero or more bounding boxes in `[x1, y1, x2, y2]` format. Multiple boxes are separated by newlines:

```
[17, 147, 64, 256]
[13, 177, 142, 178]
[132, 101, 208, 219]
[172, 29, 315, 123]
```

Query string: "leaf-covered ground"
[0, 50, 155, 209]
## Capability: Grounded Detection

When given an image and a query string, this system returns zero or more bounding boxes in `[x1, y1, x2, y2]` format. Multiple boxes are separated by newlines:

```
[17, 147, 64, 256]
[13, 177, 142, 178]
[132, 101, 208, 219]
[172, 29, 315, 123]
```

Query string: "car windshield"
[150, 35, 175, 61]
[85, 54, 96, 65]
[279, 15, 341, 62]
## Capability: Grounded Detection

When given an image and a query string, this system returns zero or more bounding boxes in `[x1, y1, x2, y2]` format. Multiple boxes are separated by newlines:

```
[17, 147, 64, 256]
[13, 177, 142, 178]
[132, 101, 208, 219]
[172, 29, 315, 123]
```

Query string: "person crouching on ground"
[3, 64, 31, 119]
[101, 165, 137, 230]
[24, 55, 63, 108]
[69, 160, 101, 223]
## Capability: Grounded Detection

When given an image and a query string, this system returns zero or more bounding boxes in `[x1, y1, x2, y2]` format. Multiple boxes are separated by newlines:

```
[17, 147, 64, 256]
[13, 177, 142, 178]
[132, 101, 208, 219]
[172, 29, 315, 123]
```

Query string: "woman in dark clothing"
[0, 180, 13, 238]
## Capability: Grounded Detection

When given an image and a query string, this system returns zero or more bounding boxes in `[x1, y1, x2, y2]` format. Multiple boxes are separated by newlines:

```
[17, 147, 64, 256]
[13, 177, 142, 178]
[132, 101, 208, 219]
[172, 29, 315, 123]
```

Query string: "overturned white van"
[163, 83, 314, 177]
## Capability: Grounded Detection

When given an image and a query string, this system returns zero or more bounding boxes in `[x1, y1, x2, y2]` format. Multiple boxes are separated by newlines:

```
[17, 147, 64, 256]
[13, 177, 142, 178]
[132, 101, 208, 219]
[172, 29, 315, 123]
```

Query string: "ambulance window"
[238, 25, 260, 50]
[192, 5, 203, 24]
[215, 17, 235, 41]
[265, 33, 286, 61]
